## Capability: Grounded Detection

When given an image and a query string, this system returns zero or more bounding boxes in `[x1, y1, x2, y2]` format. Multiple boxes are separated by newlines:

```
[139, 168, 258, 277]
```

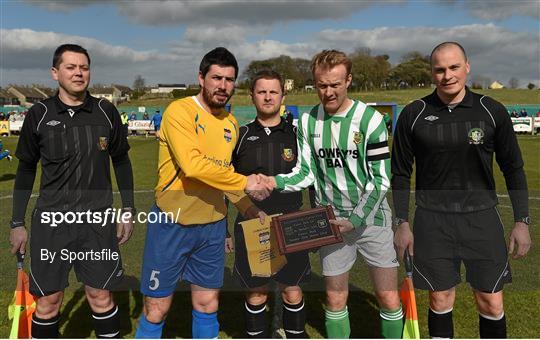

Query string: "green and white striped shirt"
[275, 100, 392, 228]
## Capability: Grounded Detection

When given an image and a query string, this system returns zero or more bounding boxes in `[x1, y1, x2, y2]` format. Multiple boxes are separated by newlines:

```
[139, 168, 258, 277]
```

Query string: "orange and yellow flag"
[8, 254, 36, 339]
[400, 250, 420, 339]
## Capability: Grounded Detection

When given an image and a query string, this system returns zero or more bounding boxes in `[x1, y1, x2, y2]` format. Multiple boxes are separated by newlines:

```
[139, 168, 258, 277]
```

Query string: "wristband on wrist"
[11, 221, 25, 229]
[122, 207, 136, 215]
[516, 216, 530, 226]
[393, 217, 408, 226]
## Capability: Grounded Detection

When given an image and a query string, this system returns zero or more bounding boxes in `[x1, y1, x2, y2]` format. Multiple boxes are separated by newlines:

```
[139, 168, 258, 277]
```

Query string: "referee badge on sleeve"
[98, 137, 109, 150]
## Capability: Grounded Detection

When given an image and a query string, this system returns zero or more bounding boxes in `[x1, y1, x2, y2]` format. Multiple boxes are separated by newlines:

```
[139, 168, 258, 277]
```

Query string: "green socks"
[325, 306, 351, 339]
[380, 306, 404, 338]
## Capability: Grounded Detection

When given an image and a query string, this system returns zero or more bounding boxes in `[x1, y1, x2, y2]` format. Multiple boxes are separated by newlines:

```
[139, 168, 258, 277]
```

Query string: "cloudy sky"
[1, 0, 539, 88]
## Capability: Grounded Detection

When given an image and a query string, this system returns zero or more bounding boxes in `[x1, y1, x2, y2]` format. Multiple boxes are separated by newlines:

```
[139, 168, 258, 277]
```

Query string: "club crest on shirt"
[98, 137, 108, 150]
[223, 128, 232, 143]
[282, 148, 295, 162]
[468, 128, 484, 145]
[353, 131, 362, 144]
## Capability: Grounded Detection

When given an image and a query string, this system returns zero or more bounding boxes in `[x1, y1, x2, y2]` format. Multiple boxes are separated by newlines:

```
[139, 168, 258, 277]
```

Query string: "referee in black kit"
[9, 44, 135, 338]
[392, 42, 531, 338]
[227, 70, 310, 338]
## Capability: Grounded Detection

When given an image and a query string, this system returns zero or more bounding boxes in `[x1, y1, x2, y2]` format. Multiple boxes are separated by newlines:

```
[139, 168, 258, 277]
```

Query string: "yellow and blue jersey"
[155, 96, 251, 225]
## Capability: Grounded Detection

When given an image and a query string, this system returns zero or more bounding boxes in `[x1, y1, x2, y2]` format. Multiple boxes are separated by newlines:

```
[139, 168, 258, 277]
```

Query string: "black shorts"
[412, 207, 511, 293]
[233, 217, 311, 289]
[29, 209, 124, 296]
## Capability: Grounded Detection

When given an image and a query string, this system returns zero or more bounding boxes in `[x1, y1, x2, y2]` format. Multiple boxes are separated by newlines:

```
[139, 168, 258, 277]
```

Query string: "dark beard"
[202, 86, 233, 109]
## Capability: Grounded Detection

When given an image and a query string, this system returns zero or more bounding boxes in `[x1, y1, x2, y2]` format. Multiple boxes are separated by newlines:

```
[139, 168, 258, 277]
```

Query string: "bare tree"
[509, 77, 519, 89]
[133, 75, 146, 90]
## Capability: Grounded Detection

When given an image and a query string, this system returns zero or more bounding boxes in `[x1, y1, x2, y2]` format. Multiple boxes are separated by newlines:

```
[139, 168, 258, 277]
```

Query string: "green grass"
[121, 88, 540, 108]
[0, 135, 539, 338]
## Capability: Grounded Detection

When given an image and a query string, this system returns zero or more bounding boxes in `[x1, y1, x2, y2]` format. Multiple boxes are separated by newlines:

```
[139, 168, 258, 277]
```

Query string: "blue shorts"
[140, 205, 226, 297]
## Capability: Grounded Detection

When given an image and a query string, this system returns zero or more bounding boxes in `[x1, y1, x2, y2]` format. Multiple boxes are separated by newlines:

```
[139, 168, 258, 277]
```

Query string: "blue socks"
[135, 314, 164, 339]
[192, 309, 219, 339]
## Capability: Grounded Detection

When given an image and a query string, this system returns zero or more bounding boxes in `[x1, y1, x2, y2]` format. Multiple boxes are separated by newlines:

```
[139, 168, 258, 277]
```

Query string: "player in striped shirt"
[261, 50, 403, 338]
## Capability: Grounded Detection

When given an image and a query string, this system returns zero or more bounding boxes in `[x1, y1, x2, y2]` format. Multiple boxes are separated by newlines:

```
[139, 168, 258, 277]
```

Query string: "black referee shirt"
[391, 87, 528, 220]
[15, 93, 130, 212]
[233, 117, 302, 214]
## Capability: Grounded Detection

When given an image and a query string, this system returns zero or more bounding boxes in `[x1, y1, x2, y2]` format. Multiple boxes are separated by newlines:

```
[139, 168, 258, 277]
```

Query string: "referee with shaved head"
[9, 44, 135, 338]
[392, 41, 531, 338]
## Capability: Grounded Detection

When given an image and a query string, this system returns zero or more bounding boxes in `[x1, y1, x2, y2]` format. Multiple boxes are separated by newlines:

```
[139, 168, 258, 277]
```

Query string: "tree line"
[239, 48, 432, 91]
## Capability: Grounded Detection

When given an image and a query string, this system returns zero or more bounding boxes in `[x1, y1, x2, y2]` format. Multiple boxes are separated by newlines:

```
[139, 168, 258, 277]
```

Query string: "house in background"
[284, 79, 294, 92]
[0, 88, 20, 106]
[113, 84, 133, 102]
[89, 86, 121, 104]
[151, 84, 187, 94]
[489, 81, 505, 89]
[34, 86, 56, 98]
[7, 86, 47, 107]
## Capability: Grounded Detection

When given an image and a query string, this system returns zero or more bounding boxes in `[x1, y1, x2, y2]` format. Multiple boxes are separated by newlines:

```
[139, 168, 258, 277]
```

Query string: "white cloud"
[24, 0, 384, 26]
[2, 24, 538, 88]
[0, 28, 182, 86]
[315, 24, 540, 85]
[466, 1, 540, 20]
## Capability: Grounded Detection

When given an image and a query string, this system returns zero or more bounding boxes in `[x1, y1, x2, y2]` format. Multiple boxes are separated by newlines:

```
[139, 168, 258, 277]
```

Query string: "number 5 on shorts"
[149, 270, 160, 290]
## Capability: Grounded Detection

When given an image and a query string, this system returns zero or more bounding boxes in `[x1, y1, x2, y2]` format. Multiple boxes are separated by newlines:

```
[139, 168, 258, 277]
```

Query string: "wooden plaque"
[271, 206, 342, 254]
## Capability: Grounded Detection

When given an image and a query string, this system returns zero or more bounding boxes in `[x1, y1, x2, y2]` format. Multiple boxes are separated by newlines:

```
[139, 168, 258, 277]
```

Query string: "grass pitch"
[0, 135, 538, 338]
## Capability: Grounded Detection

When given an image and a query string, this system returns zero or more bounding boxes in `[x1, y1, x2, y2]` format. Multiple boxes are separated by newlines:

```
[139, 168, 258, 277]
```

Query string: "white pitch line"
[0, 189, 154, 200]
[2, 190, 540, 201]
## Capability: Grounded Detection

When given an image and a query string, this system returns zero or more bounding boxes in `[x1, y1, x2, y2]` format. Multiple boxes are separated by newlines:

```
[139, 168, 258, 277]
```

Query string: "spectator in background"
[0, 112, 5, 120]
[382, 111, 392, 133]
[520, 108, 528, 117]
[142, 111, 150, 120]
[0, 139, 13, 161]
[511, 110, 519, 118]
[284, 110, 293, 125]
[151, 109, 162, 139]
[121, 111, 129, 137]
[129, 111, 137, 121]
[536, 110, 540, 117]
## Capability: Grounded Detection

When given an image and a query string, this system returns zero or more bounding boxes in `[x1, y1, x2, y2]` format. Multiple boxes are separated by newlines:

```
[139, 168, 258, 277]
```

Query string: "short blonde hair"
[310, 50, 352, 75]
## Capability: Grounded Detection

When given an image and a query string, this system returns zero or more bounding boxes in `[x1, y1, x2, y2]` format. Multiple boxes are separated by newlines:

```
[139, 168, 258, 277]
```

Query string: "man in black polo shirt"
[9, 44, 135, 338]
[392, 42, 531, 338]
[228, 70, 310, 338]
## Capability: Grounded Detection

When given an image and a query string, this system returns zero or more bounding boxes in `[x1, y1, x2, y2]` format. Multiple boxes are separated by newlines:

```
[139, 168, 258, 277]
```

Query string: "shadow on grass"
[0, 173, 16, 182]
[60, 275, 143, 338]
[59, 269, 381, 338]
[162, 266, 381, 338]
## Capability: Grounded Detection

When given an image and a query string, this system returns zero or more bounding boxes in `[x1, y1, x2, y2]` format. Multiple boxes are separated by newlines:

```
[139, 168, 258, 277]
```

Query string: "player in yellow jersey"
[135, 47, 268, 339]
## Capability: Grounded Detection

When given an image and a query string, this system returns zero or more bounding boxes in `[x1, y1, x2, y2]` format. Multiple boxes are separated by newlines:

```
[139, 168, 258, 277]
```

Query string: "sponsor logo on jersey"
[247, 136, 259, 141]
[46, 120, 61, 127]
[425, 115, 439, 121]
[98, 137, 108, 150]
[468, 128, 484, 145]
[282, 148, 295, 162]
[353, 131, 362, 144]
[223, 128, 232, 142]
[67, 108, 75, 117]
[310, 133, 321, 138]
